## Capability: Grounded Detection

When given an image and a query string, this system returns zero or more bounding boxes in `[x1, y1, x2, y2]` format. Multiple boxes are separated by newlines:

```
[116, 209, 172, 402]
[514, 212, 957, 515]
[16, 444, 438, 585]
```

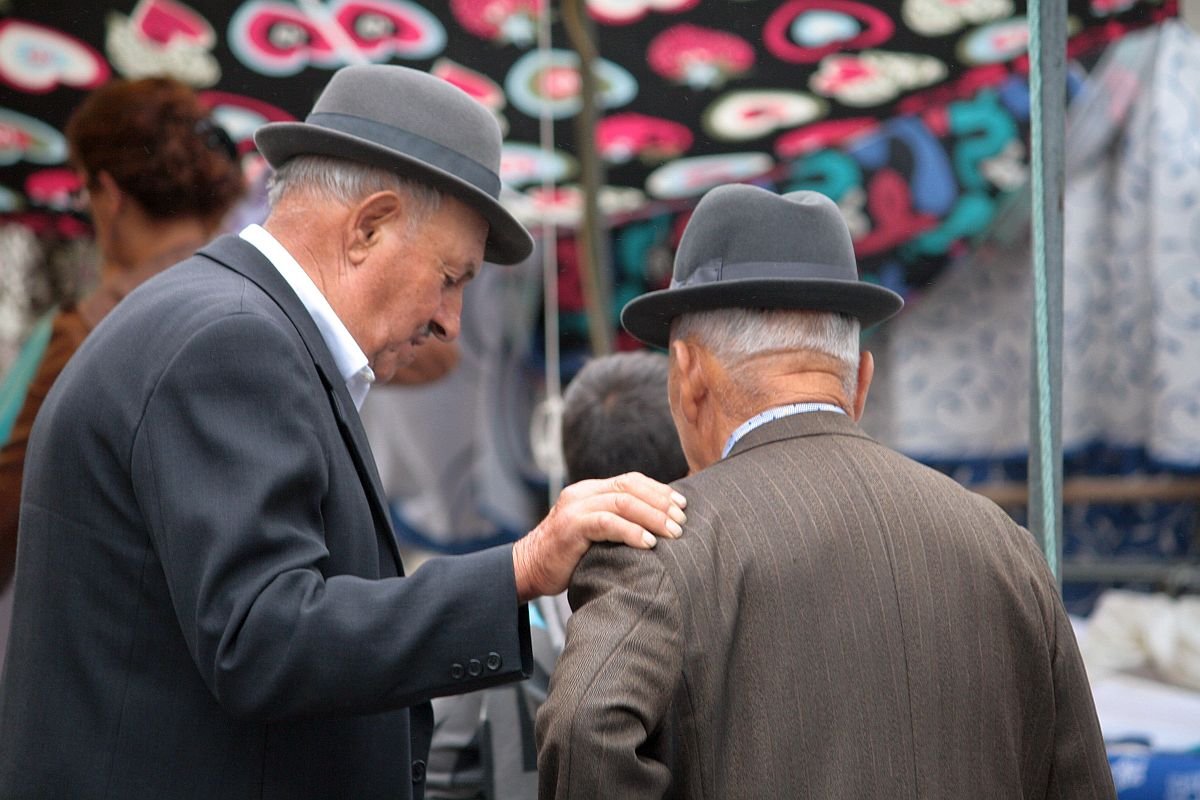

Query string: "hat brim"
[621, 278, 904, 349]
[255, 122, 533, 266]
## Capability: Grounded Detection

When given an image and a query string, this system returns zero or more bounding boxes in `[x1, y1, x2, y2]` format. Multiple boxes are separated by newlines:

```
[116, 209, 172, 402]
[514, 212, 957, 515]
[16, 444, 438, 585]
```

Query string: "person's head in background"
[65, 76, 245, 282]
[561, 350, 690, 485]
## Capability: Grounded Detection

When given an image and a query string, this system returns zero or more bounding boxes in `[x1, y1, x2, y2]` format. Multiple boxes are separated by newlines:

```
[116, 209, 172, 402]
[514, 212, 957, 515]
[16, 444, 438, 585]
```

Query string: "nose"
[430, 290, 463, 342]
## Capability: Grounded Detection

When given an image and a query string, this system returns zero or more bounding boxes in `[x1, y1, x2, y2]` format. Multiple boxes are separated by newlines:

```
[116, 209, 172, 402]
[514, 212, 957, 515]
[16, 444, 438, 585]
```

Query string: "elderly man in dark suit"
[537, 184, 1115, 799]
[0, 65, 685, 799]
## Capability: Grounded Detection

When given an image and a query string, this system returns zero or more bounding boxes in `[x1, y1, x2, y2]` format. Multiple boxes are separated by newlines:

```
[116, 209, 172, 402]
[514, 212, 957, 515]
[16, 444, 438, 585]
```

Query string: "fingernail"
[642, 530, 657, 548]
[666, 519, 683, 538]
[671, 491, 687, 508]
[668, 506, 687, 525]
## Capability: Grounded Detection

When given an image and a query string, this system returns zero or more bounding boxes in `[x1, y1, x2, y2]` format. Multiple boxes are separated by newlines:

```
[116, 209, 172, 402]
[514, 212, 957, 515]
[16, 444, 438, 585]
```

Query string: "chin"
[375, 348, 415, 382]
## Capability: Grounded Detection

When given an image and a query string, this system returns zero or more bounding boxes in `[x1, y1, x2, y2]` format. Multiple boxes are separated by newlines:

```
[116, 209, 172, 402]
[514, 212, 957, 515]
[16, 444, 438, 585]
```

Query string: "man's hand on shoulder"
[512, 472, 686, 602]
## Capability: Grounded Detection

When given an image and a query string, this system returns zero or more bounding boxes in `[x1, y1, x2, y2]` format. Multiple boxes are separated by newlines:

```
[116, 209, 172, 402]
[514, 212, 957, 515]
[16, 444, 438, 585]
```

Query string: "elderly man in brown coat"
[536, 184, 1115, 799]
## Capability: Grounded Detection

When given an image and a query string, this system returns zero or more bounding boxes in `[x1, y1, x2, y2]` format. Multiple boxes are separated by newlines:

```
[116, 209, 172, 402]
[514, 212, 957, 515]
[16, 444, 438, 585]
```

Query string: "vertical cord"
[1027, 0, 1066, 585]
[538, 0, 566, 505]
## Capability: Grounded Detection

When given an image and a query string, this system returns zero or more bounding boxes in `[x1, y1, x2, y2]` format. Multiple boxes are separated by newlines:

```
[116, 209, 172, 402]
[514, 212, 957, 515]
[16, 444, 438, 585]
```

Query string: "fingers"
[605, 471, 687, 513]
[571, 472, 687, 547]
[512, 474, 689, 601]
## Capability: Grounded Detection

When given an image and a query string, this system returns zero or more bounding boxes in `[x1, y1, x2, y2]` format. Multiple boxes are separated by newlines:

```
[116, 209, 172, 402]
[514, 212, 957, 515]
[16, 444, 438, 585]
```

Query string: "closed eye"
[443, 265, 478, 289]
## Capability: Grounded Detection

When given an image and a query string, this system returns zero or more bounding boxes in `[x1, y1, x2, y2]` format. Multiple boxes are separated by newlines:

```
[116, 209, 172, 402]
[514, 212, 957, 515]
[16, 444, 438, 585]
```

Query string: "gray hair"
[671, 307, 861, 408]
[267, 155, 441, 233]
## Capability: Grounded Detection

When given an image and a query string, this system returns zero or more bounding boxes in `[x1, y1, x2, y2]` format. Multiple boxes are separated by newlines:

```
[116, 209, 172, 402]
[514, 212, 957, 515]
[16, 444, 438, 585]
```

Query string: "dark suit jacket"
[0, 236, 532, 799]
[538, 412, 1114, 799]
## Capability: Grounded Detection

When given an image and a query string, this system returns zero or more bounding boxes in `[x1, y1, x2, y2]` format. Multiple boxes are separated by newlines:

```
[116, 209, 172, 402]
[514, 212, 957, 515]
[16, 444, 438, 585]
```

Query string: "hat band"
[672, 259, 852, 288]
[306, 112, 502, 199]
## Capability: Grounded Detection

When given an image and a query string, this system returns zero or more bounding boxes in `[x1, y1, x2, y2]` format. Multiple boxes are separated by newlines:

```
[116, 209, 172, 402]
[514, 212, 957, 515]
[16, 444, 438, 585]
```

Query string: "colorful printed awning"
[0, 0, 1175, 300]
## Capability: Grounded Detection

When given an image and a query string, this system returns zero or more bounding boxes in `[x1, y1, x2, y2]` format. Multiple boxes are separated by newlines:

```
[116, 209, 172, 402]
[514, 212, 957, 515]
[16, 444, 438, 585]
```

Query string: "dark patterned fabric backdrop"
[0, 0, 1176, 304]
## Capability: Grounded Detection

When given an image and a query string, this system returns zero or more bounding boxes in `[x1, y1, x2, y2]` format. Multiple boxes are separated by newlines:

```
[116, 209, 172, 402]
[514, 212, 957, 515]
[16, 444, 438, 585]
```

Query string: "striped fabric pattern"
[538, 411, 1114, 800]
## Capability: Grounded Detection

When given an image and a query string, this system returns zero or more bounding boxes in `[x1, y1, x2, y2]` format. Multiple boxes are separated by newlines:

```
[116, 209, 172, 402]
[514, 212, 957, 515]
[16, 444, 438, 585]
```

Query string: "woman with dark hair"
[0, 76, 245, 598]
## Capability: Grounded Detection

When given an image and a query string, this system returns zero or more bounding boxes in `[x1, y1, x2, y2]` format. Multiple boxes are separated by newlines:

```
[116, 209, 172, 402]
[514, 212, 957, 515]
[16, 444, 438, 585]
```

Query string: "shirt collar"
[722, 403, 846, 460]
[239, 224, 375, 410]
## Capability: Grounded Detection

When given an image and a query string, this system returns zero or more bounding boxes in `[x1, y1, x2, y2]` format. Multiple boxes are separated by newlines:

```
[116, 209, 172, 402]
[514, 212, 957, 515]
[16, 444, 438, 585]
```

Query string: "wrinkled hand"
[512, 472, 687, 602]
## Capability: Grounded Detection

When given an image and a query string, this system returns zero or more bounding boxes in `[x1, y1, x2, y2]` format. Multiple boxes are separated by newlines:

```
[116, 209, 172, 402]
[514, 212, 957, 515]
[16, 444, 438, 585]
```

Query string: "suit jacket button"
[486, 652, 502, 671]
[450, 663, 465, 680]
[467, 658, 482, 677]
[411, 759, 426, 783]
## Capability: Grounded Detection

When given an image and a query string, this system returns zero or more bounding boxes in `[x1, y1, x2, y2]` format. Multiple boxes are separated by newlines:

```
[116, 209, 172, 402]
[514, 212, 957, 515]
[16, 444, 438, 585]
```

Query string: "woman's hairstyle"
[65, 76, 244, 223]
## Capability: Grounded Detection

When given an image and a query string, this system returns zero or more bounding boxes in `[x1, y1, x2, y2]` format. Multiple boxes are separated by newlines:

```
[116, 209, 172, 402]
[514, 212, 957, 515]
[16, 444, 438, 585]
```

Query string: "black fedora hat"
[621, 184, 903, 348]
[255, 64, 532, 266]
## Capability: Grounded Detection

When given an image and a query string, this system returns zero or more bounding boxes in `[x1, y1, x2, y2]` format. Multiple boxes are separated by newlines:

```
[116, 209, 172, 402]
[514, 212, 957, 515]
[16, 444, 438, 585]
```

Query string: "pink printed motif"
[107, 0, 220, 86]
[1091, 0, 1140, 15]
[432, 58, 505, 111]
[586, 0, 698, 26]
[0, 20, 111, 94]
[703, 90, 826, 143]
[809, 51, 947, 107]
[134, 0, 216, 47]
[449, 0, 541, 47]
[228, 0, 445, 76]
[0, 109, 67, 166]
[851, 168, 938, 257]
[596, 113, 693, 163]
[24, 168, 82, 212]
[644, 152, 775, 200]
[647, 25, 755, 90]
[431, 58, 508, 132]
[901, 0, 1013, 37]
[499, 142, 575, 188]
[774, 117, 877, 160]
[197, 90, 295, 154]
[958, 18, 1032, 65]
[764, 1, 894, 65]
[505, 49, 638, 120]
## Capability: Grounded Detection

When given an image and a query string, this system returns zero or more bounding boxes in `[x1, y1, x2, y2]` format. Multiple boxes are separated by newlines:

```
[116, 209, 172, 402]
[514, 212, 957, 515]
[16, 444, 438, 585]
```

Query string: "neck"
[262, 199, 345, 298]
[81, 216, 212, 328]
[704, 369, 852, 466]
[107, 215, 211, 273]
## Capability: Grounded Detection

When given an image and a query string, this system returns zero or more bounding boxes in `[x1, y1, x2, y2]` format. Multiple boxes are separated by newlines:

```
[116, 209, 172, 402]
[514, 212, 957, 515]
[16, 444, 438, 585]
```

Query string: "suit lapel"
[197, 235, 405, 575]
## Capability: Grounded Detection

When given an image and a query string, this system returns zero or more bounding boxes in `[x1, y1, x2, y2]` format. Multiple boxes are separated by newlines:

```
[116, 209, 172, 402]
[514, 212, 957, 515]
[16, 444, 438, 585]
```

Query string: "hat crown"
[620, 182, 903, 347]
[673, 184, 858, 286]
[308, 64, 502, 175]
[253, 63, 532, 263]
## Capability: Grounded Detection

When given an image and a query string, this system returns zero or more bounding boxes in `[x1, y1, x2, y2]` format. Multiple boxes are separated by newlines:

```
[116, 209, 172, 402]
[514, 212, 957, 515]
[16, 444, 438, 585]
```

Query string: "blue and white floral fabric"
[865, 21, 1200, 470]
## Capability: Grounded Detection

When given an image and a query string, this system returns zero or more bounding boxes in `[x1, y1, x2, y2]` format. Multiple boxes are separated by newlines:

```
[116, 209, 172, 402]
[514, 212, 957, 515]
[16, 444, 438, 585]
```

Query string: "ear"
[346, 191, 403, 266]
[94, 171, 124, 213]
[851, 350, 875, 421]
[670, 338, 707, 425]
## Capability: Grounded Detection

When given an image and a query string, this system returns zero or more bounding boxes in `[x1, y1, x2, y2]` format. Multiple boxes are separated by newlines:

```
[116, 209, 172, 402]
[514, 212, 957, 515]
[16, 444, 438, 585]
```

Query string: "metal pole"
[538, 0, 566, 504]
[1027, 0, 1066, 585]
[562, 0, 613, 356]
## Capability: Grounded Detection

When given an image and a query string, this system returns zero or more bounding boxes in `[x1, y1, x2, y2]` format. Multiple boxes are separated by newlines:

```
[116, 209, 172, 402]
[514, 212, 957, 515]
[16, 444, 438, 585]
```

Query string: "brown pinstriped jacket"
[537, 411, 1114, 800]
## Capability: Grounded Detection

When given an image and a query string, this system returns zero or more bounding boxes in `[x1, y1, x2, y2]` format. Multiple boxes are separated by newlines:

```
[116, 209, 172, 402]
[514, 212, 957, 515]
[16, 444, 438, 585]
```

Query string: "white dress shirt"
[721, 402, 846, 459]
[239, 224, 375, 410]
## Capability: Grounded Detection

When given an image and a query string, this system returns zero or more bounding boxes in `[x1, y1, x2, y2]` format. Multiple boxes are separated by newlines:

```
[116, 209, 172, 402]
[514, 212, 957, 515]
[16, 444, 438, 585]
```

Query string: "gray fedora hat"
[621, 184, 903, 348]
[255, 64, 532, 265]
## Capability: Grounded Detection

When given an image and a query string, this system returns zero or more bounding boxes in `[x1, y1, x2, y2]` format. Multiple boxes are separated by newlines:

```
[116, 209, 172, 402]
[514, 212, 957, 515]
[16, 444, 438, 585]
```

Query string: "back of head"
[65, 76, 244, 225]
[673, 307, 862, 410]
[561, 351, 689, 484]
